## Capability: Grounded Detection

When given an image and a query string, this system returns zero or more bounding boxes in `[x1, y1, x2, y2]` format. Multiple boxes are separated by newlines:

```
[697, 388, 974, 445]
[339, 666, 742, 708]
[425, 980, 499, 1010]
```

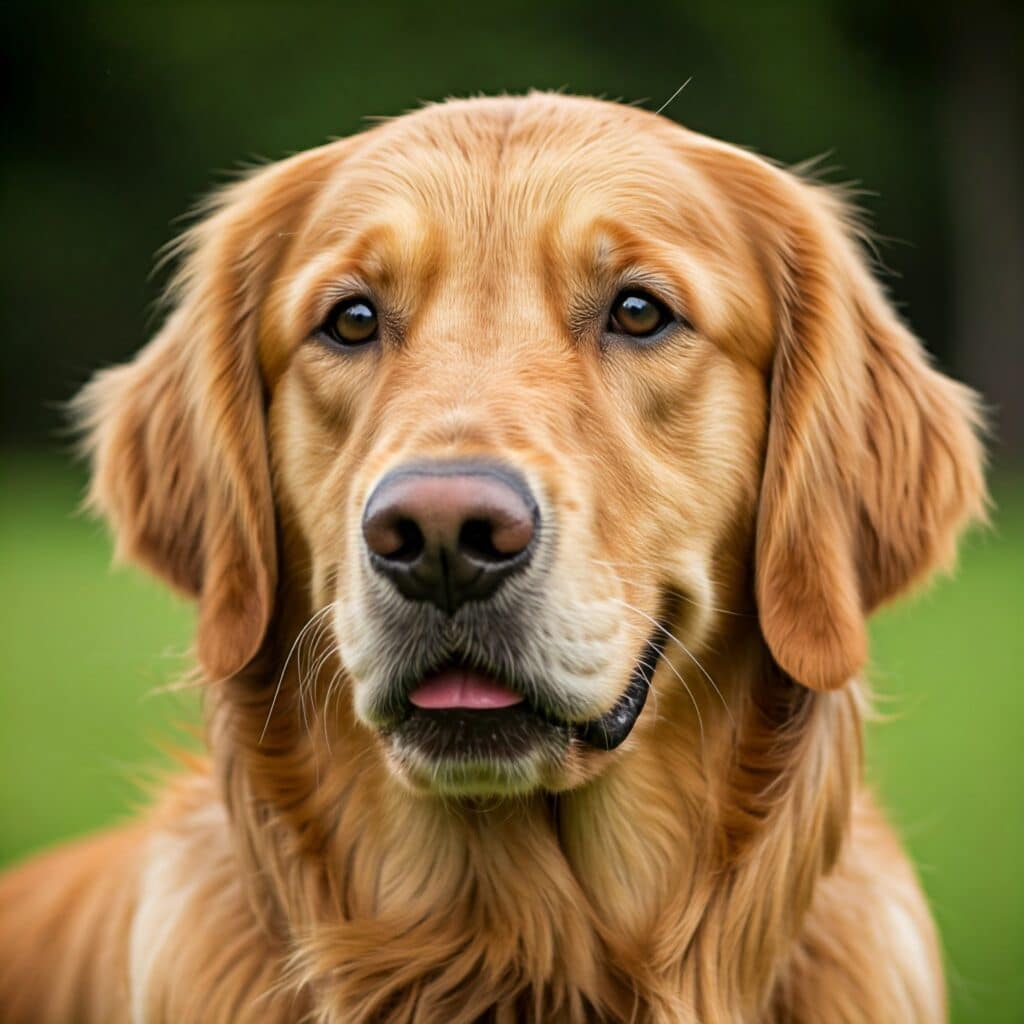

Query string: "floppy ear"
[75, 147, 339, 679]
[748, 171, 987, 690]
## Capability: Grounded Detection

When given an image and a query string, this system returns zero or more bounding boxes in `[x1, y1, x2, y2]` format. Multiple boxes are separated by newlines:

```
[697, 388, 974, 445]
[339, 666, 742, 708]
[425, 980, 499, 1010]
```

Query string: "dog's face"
[268, 100, 769, 794]
[79, 95, 984, 797]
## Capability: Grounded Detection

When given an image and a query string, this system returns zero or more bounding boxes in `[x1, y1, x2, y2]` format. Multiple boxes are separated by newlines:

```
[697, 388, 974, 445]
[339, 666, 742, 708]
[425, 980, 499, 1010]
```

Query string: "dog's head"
[78, 95, 985, 796]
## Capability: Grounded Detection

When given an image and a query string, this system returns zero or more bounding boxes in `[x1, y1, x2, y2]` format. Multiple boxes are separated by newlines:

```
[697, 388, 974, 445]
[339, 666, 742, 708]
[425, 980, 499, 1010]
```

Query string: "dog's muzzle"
[357, 459, 666, 761]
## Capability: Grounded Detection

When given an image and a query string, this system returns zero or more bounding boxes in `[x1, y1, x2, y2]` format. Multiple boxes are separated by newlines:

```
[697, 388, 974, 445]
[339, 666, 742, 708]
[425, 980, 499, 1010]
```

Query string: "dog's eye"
[321, 298, 379, 346]
[607, 290, 673, 339]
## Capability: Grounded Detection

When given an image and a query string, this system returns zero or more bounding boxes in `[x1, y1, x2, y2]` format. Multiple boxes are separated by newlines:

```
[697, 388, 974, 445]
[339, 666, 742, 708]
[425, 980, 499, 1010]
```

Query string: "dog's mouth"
[380, 620, 669, 780]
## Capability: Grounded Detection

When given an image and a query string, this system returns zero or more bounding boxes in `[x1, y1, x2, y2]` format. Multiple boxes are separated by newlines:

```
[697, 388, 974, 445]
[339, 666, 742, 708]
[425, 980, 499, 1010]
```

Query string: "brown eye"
[607, 290, 673, 338]
[322, 298, 379, 346]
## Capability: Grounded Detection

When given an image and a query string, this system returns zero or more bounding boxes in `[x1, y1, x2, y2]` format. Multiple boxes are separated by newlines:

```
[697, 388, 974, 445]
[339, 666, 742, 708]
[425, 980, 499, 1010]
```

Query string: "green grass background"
[1, 454, 1021, 1022]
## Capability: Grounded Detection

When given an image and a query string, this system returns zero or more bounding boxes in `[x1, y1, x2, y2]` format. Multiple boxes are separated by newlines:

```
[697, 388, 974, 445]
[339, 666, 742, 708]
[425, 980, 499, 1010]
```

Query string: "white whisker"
[634, 646, 704, 751]
[260, 603, 335, 744]
[608, 593, 734, 729]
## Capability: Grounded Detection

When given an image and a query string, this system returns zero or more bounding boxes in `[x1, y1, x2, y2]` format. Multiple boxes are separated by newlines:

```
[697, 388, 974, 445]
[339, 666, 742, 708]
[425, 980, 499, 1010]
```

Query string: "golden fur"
[0, 94, 986, 1022]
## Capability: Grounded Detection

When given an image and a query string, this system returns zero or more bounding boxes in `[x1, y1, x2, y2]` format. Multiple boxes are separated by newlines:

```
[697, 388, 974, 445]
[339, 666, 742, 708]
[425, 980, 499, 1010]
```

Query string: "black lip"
[574, 624, 668, 750]
[385, 617, 669, 758]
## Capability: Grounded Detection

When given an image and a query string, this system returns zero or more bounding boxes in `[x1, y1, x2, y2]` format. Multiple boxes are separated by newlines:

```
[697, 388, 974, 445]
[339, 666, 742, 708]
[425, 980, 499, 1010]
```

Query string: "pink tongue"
[409, 668, 524, 710]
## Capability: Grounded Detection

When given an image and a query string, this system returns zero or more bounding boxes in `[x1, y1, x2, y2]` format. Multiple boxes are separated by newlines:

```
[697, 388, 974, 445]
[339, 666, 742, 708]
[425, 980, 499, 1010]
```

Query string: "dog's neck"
[210, 612, 861, 1020]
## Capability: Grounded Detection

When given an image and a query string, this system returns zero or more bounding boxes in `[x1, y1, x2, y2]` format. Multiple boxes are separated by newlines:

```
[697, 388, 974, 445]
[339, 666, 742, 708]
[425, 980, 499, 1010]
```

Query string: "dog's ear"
[75, 146, 339, 679]
[712, 152, 987, 690]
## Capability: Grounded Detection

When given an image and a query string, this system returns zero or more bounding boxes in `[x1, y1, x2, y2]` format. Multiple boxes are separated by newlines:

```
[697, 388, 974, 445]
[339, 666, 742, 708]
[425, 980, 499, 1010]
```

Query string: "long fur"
[0, 93, 985, 1022]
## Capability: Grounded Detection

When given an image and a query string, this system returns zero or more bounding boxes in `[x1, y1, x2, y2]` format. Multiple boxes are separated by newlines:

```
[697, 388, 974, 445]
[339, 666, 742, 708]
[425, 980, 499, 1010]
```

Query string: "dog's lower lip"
[387, 620, 669, 757]
[380, 597, 673, 769]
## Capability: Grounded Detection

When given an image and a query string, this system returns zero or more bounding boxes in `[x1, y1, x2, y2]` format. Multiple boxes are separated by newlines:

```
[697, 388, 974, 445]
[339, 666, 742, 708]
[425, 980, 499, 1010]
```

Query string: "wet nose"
[362, 461, 539, 614]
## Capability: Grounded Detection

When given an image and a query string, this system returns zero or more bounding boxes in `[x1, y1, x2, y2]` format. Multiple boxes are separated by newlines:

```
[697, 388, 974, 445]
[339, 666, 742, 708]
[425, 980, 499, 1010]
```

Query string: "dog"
[0, 93, 985, 1022]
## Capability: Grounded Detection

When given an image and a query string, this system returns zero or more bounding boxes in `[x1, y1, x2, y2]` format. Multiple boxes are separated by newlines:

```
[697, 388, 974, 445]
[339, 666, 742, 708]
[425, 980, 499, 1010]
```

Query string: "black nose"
[362, 461, 539, 614]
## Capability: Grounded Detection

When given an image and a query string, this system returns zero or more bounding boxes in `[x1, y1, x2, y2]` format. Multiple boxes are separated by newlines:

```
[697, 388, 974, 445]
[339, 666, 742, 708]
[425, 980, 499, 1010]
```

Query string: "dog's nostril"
[363, 508, 425, 563]
[389, 518, 425, 563]
[458, 518, 504, 563]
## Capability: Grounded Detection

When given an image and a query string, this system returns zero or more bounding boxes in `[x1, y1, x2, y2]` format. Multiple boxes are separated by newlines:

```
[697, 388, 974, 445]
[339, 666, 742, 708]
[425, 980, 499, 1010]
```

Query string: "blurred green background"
[2, 3, 1021, 1021]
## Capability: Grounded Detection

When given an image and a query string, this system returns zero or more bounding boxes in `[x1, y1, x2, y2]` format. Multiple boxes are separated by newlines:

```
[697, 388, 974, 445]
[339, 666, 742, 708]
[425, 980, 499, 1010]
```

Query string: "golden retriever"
[0, 93, 986, 1022]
